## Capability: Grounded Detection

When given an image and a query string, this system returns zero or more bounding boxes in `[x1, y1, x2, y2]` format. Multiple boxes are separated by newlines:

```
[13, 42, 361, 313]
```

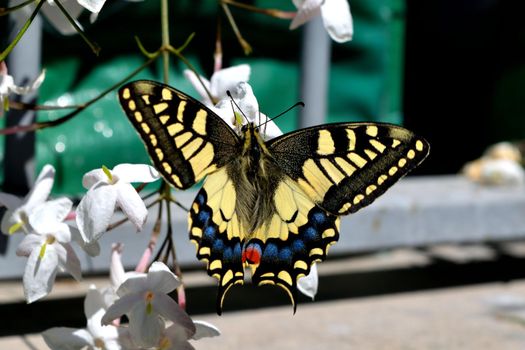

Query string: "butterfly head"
[240, 122, 269, 158]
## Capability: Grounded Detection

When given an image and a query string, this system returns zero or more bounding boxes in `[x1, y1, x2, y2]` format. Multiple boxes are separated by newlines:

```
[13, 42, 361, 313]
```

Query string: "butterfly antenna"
[259, 101, 305, 128]
[226, 90, 250, 126]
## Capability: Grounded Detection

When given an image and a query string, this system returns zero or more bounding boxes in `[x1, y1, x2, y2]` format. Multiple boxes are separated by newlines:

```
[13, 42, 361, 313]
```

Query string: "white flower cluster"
[42, 249, 219, 350]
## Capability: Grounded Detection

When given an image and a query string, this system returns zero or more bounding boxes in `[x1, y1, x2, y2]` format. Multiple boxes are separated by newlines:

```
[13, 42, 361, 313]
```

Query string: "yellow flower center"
[9, 212, 29, 234]
[102, 165, 114, 183]
[145, 291, 154, 314]
[38, 235, 56, 259]
[94, 338, 105, 349]
[158, 336, 171, 350]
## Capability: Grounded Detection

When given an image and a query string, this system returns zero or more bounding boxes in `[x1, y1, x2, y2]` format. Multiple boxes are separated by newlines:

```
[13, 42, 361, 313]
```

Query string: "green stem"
[222, 0, 296, 19]
[0, 0, 37, 16]
[160, 0, 170, 84]
[167, 46, 215, 104]
[53, 0, 101, 55]
[221, 2, 252, 55]
[0, 0, 45, 62]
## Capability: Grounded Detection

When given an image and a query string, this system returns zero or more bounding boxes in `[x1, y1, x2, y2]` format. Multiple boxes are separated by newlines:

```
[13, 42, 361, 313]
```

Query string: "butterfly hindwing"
[247, 177, 340, 310]
[268, 122, 430, 215]
[119, 80, 240, 189]
[188, 167, 244, 314]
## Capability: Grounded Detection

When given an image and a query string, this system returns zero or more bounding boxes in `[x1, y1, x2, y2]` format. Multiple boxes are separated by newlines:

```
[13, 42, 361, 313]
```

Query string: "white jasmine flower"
[101, 262, 195, 348]
[184, 67, 283, 139]
[76, 164, 160, 244]
[184, 64, 251, 107]
[16, 198, 82, 303]
[0, 61, 45, 114]
[42, 286, 122, 350]
[214, 82, 283, 140]
[38, 0, 108, 35]
[290, 0, 353, 43]
[0, 164, 55, 235]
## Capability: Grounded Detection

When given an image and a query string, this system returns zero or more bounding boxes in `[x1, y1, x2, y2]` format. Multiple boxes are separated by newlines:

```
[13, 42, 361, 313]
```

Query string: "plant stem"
[0, 0, 37, 16]
[222, 0, 296, 19]
[221, 2, 252, 55]
[53, 0, 101, 55]
[0, 0, 45, 62]
[160, 0, 170, 84]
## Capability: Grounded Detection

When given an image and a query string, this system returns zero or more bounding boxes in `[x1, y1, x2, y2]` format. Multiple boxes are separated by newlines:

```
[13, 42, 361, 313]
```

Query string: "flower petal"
[231, 82, 260, 123]
[16, 234, 42, 257]
[258, 113, 283, 140]
[42, 327, 93, 350]
[76, 183, 117, 242]
[41, 0, 85, 36]
[57, 243, 82, 281]
[23, 246, 58, 303]
[77, 0, 107, 13]
[110, 243, 126, 289]
[147, 262, 180, 293]
[183, 70, 212, 105]
[321, 0, 353, 43]
[101, 293, 142, 325]
[113, 163, 160, 184]
[115, 183, 148, 231]
[192, 320, 221, 340]
[70, 226, 100, 257]
[28, 198, 73, 234]
[153, 294, 195, 335]
[116, 273, 148, 296]
[290, 0, 323, 29]
[23, 164, 55, 211]
[82, 169, 108, 189]
[297, 263, 318, 300]
[163, 323, 194, 350]
[129, 302, 164, 348]
[210, 64, 251, 101]
[10, 69, 46, 95]
[84, 286, 107, 320]
[1, 207, 23, 235]
[0, 191, 23, 210]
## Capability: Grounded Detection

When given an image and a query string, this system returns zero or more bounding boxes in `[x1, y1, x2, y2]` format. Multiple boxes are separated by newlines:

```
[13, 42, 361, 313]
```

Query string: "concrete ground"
[4, 279, 525, 350]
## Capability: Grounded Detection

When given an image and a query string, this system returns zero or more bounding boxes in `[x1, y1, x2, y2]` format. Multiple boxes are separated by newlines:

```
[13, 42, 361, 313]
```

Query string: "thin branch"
[0, 0, 37, 16]
[222, 0, 296, 19]
[221, 2, 252, 55]
[53, 0, 101, 55]
[0, 55, 158, 135]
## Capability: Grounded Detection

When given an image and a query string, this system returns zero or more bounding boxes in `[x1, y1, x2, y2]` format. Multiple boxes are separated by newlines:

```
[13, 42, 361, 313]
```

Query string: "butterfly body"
[119, 80, 430, 314]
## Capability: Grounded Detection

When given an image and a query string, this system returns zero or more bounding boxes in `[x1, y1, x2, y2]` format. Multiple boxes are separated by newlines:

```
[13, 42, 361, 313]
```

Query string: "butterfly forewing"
[268, 123, 430, 215]
[119, 80, 240, 189]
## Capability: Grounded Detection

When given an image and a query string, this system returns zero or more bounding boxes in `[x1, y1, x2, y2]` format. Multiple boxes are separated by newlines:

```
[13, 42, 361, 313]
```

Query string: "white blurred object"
[462, 142, 524, 186]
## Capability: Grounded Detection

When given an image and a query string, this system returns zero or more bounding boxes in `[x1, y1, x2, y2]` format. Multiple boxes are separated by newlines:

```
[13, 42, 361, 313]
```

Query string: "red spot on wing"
[242, 243, 262, 265]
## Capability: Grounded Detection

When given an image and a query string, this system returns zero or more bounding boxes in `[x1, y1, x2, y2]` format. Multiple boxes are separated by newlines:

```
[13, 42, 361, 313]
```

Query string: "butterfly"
[119, 80, 430, 314]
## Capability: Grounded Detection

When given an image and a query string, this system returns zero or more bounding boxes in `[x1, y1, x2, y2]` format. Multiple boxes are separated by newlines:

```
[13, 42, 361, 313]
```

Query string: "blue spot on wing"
[204, 226, 216, 240]
[279, 248, 293, 264]
[312, 211, 326, 225]
[212, 239, 225, 252]
[196, 193, 205, 205]
[198, 210, 211, 224]
[263, 243, 278, 261]
[303, 227, 319, 242]
[291, 239, 306, 254]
